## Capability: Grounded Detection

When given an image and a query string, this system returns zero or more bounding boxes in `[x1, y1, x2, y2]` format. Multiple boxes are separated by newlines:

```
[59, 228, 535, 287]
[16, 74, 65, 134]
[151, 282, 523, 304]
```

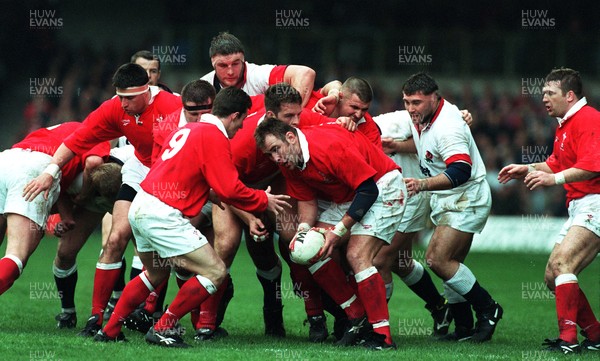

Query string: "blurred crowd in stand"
[22, 46, 599, 217]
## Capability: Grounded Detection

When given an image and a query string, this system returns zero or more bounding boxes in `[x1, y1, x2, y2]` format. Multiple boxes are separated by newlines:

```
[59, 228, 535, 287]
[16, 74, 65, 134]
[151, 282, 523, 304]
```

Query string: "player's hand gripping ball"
[289, 229, 325, 265]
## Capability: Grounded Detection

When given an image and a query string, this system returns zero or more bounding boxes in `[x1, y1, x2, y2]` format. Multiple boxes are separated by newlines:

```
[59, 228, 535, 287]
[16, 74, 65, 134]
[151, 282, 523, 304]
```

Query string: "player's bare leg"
[374, 231, 451, 336]
[78, 200, 133, 337]
[100, 213, 129, 320]
[0, 215, 6, 247]
[0, 214, 44, 295]
[193, 203, 242, 340]
[543, 226, 600, 350]
[427, 225, 502, 342]
[53, 209, 103, 328]
[345, 234, 396, 348]
[145, 244, 226, 347]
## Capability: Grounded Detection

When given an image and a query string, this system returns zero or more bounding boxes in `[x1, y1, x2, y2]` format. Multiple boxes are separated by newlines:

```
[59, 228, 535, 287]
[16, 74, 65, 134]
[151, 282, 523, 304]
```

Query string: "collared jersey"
[230, 108, 278, 185]
[63, 86, 181, 167]
[12, 122, 110, 190]
[415, 98, 486, 195]
[281, 123, 399, 203]
[545, 104, 600, 206]
[141, 114, 268, 218]
[373, 110, 421, 178]
[305, 89, 382, 146]
[151, 108, 186, 164]
[201, 62, 287, 95]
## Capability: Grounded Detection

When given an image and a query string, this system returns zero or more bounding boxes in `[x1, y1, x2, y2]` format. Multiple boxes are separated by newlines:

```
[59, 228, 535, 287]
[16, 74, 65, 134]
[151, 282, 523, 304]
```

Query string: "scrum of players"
[4, 31, 599, 353]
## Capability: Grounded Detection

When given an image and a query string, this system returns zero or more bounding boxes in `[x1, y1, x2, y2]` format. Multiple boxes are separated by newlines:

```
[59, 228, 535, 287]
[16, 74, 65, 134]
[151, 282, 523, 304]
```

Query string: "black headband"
[184, 103, 213, 111]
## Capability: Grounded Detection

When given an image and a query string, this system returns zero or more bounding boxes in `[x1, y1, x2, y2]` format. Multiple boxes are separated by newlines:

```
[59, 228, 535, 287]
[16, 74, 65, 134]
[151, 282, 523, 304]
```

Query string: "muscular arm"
[283, 65, 316, 108]
[297, 199, 318, 226]
[381, 137, 417, 154]
[525, 166, 600, 190]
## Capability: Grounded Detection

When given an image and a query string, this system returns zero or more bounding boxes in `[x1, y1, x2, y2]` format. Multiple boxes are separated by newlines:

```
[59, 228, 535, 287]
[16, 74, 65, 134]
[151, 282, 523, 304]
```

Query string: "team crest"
[121, 119, 130, 126]
[425, 150, 434, 163]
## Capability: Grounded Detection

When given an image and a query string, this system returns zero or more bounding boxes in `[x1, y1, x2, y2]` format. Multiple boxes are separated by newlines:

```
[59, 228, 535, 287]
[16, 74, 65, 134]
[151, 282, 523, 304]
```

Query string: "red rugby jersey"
[64, 88, 181, 167]
[141, 116, 268, 217]
[281, 123, 399, 203]
[12, 122, 110, 190]
[545, 104, 600, 206]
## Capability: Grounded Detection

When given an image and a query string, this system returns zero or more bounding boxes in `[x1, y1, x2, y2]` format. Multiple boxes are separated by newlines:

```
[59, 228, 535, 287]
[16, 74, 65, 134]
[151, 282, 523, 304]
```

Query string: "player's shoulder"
[373, 110, 412, 139]
[200, 70, 215, 82]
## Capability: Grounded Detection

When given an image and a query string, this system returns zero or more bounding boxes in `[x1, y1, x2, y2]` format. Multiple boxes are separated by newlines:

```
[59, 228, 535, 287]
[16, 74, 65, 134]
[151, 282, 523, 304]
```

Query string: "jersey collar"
[557, 97, 587, 127]
[199, 113, 228, 138]
[296, 128, 310, 171]
[422, 97, 444, 131]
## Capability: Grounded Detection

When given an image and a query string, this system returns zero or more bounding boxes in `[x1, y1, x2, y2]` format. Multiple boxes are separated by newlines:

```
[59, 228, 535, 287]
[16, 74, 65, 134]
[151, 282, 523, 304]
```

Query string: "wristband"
[297, 222, 311, 232]
[554, 172, 566, 185]
[527, 164, 536, 174]
[331, 221, 347, 238]
[43, 163, 60, 179]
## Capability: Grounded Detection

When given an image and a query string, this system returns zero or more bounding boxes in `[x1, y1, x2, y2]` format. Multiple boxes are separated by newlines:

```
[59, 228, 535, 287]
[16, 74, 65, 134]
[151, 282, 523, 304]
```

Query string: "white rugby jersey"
[416, 98, 486, 194]
[373, 110, 422, 178]
[201, 62, 285, 96]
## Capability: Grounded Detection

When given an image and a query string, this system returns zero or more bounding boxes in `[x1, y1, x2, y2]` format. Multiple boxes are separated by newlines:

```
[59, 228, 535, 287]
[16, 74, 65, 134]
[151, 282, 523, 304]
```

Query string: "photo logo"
[151, 182, 188, 200]
[30, 350, 61, 361]
[521, 282, 554, 301]
[521, 145, 549, 163]
[30, 282, 62, 300]
[398, 318, 430, 336]
[521, 78, 545, 96]
[522, 350, 557, 360]
[398, 249, 431, 268]
[152, 45, 187, 65]
[275, 10, 310, 29]
[520, 214, 553, 232]
[29, 9, 63, 29]
[30, 78, 63, 97]
[398, 45, 432, 65]
[276, 282, 309, 300]
[521, 10, 555, 29]
[274, 350, 308, 361]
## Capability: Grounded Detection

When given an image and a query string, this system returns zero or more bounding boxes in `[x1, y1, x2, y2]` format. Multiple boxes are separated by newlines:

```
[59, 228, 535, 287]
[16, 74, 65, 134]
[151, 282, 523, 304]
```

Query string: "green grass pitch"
[0, 232, 598, 360]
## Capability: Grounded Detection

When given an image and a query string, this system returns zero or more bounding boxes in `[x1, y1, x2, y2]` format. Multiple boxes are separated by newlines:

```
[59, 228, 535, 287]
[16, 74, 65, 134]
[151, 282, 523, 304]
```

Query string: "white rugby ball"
[289, 229, 325, 265]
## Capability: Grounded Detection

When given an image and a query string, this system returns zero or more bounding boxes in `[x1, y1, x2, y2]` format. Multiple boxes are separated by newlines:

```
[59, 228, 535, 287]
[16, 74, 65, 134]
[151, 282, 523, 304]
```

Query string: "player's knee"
[214, 237, 240, 261]
[103, 234, 128, 260]
[207, 259, 227, 286]
[54, 253, 75, 269]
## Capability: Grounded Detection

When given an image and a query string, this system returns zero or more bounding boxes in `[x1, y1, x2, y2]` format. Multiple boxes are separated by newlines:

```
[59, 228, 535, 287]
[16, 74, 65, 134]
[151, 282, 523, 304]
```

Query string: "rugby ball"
[289, 229, 325, 265]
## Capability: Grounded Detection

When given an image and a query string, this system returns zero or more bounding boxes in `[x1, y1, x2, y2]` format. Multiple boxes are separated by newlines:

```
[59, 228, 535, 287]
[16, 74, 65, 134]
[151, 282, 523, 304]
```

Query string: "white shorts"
[121, 156, 149, 192]
[429, 181, 491, 234]
[0, 149, 60, 227]
[397, 191, 430, 233]
[129, 189, 208, 258]
[319, 170, 406, 244]
[554, 193, 600, 244]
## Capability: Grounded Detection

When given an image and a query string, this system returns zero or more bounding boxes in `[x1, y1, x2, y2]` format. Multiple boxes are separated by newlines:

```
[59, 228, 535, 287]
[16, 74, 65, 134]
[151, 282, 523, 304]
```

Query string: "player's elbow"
[84, 155, 104, 172]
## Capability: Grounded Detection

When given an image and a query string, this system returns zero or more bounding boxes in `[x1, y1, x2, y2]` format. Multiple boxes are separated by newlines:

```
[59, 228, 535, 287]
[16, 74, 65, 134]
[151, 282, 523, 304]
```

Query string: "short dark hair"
[341, 77, 373, 103]
[254, 117, 297, 150]
[402, 72, 439, 96]
[112, 63, 149, 88]
[264, 83, 303, 114]
[181, 80, 216, 104]
[211, 87, 251, 118]
[209, 32, 245, 58]
[130, 50, 160, 70]
[545, 67, 582, 98]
